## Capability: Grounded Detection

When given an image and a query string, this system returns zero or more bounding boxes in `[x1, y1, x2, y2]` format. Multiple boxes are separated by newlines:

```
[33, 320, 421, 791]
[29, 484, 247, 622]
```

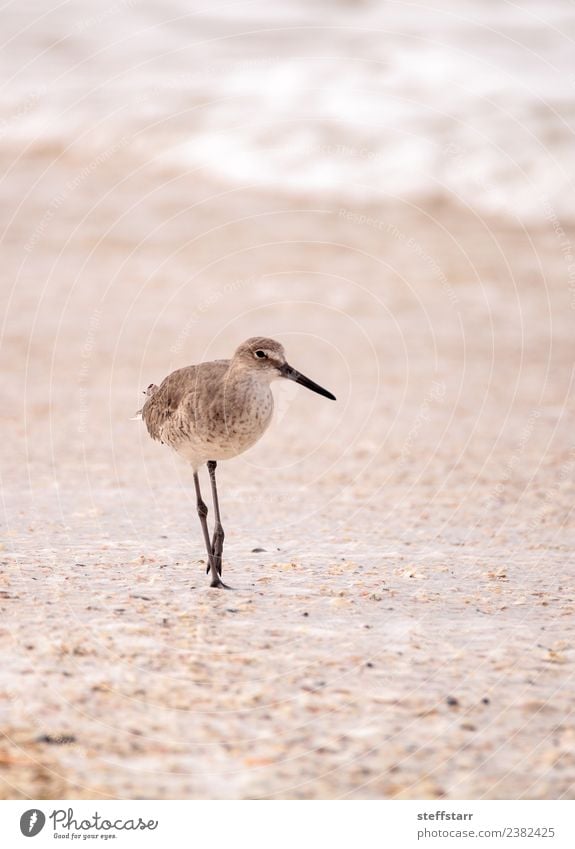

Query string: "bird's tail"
[130, 383, 158, 421]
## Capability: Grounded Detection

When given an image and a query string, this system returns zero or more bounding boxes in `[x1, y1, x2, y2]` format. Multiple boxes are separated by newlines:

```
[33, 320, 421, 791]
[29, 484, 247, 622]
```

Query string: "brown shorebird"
[139, 337, 336, 588]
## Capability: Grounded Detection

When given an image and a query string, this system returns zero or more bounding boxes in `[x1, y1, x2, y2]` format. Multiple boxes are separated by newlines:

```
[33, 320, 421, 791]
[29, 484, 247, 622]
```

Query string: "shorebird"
[139, 337, 336, 588]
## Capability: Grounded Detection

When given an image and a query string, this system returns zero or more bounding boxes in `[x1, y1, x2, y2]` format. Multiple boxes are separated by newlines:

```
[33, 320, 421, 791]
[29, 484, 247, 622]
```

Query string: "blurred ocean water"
[1, 0, 574, 221]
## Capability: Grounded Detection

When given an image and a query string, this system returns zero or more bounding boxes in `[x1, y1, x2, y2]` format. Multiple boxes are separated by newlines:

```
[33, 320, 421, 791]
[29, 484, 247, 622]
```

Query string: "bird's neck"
[224, 363, 273, 406]
[227, 361, 272, 388]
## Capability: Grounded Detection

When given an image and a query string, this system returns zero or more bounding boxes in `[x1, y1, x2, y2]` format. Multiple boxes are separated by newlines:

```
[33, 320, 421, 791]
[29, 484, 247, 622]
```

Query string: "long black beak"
[280, 363, 336, 401]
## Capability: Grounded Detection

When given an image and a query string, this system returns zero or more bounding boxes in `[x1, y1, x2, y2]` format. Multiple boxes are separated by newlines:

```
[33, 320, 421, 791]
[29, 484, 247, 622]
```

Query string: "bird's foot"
[209, 576, 232, 589]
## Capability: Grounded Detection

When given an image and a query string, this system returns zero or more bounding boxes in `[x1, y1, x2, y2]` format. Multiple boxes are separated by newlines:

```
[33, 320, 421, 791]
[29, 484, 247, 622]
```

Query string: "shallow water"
[1, 0, 574, 221]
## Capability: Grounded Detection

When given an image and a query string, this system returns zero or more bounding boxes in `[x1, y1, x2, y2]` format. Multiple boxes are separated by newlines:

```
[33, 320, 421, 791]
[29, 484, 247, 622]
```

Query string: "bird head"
[233, 337, 336, 400]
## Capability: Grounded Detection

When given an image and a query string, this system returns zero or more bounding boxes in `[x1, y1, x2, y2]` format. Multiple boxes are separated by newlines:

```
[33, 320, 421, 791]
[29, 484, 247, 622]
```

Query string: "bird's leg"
[193, 470, 229, 589]
[207, 460, 225, 577]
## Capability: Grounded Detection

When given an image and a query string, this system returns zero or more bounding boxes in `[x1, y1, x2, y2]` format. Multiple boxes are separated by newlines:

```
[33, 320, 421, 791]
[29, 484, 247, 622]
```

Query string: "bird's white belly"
[175, 428, 266, 464]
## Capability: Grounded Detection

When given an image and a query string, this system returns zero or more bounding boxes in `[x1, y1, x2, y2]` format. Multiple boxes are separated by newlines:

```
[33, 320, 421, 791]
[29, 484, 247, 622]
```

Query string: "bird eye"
[254, 350, 267, 359]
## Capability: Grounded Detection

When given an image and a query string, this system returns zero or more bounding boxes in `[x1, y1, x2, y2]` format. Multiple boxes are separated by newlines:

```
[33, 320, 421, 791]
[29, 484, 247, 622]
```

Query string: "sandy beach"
[1, 1, 574, 799]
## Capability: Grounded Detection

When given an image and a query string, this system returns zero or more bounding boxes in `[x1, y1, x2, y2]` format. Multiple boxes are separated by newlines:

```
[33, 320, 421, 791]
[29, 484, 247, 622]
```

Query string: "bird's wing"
[141, 361, 229, 443]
